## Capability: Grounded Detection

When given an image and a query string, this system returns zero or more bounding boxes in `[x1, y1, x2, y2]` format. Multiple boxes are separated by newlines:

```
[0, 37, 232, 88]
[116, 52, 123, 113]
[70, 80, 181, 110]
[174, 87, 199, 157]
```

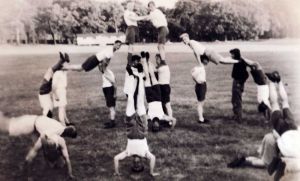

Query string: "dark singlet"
[231, 58, 248, 83]
[126, 116, 146, 139]
[251, 69, 267, 85]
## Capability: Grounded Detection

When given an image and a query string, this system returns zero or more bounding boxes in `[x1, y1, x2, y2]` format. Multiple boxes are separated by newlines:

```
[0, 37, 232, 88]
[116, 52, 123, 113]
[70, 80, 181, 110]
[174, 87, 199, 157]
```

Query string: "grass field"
[0, 42, 299, 181]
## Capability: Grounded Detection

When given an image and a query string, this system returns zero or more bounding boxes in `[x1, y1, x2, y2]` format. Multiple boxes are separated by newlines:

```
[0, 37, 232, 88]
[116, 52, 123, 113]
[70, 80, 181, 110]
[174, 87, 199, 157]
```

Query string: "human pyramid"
[0, 1, 299, 180]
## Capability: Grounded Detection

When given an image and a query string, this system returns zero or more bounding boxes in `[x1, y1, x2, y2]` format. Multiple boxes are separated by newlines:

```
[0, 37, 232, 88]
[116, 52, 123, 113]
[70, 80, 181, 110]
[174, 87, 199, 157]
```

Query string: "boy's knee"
[264, 133, 276, 145]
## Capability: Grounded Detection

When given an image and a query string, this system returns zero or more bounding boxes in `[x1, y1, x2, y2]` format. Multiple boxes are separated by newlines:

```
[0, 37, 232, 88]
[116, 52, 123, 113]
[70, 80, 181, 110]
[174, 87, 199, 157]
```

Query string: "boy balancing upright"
[155, 53, 174, 119]
[146, 1, 168, 62]
[180, 33, 238, 123]
[123, 1, 147, 95]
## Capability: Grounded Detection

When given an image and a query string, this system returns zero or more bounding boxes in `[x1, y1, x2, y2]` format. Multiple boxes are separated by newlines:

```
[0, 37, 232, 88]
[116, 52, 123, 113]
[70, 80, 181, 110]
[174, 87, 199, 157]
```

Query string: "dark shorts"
[195, 82, 207, 102]
[145, 85, 161, 103]
[157, 26, 169, 44]
[39, 79, 52, 95]
[82, 55, 100, 72]
[103, 86, 116, 107]
[160, 84, 171, 104]
[271, 108, 297, 134]
[126, 26, 139, 44]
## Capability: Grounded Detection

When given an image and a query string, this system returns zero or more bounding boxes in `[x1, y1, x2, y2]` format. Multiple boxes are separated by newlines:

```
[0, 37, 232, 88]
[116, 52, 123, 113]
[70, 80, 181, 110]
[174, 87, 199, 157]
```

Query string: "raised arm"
[62, 64, 83, 72]
[25, 137, 42, 163]
[59, 137, 74, 179]
[193, 50, 203, 66]
[219, 57, 239, 64]
[146, 151, 160, 177]
[243, 58, 256, 66]
[128, 14, 148, 21]
[114, 151, 127, 176]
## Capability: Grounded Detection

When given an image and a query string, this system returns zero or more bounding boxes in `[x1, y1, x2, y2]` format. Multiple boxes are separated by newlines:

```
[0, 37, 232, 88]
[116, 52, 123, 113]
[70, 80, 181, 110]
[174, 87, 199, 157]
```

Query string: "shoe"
[66, 122, 75, 126]
[266, 71, 281, 83]
[233, 115, 242, 124]
[198, 119, 209, 124]
[227, 156, 246, 168]
[268, 157, 280, 175]
[64, 53, 70, 63]
[104, 121, 116, 129]
[274, 159, 286, 181]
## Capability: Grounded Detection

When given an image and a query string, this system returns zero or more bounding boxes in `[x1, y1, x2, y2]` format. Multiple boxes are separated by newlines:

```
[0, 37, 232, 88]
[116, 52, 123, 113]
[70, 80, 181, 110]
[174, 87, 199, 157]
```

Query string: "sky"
[94, 0, 179, 8]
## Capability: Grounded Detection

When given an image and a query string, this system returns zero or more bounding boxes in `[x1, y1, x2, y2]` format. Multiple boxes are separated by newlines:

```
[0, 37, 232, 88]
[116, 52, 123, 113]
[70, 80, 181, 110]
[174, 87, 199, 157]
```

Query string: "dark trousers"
[231, 79, 244, 122]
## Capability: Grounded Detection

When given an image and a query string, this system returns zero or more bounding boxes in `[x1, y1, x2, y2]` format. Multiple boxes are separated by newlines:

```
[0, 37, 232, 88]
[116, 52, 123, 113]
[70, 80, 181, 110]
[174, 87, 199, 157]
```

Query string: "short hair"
[148, 1, 155, 7]
[132, 55, 141, 62]
[114, 40, 122, 44]
[155, 53, 161, 59]
[61, 126, 77, 138]
[151, 117, 160, 132]
[131, 155, 144, 172]
[200, 54, 209, 63]
[179, 33, 189, 39]
[229, 48, 241, 59]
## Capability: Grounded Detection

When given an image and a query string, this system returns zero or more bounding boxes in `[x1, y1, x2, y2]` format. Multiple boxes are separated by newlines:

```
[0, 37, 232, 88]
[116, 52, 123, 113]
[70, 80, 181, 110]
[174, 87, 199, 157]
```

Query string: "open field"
[0, 41, 299, 180]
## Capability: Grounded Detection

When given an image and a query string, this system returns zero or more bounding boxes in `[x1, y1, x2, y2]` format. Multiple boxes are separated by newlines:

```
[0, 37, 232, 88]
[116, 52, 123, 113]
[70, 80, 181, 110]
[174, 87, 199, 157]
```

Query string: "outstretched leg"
[278, 81, 289, 109]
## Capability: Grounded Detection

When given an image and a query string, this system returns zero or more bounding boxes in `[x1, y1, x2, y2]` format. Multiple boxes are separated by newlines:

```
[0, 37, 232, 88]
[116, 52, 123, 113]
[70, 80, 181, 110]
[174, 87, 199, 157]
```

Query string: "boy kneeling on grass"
[114, 113, 159, 177]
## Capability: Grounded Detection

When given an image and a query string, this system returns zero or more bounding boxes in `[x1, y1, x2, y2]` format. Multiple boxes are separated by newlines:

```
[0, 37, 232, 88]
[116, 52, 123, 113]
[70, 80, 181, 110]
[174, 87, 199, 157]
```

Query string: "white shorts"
[39, 94, 53, 112]
[52, 88, 67, 108]
[8, 115, 36, 136]
[123, 72, 135, 95]
[257, 85, 270, 107]
[148, 101, 164, 120]
[277, 130, 300, 158]
[125, 138, 149, 157]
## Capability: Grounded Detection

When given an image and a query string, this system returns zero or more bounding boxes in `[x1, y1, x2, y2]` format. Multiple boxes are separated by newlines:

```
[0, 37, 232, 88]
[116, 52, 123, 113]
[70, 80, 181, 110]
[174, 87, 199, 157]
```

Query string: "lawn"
[0, 43, 299, 181]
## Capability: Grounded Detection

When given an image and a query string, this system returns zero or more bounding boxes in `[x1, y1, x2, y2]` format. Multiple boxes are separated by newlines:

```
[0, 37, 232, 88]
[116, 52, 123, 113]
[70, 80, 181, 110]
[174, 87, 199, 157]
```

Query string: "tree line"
[0, 0, 299, 44]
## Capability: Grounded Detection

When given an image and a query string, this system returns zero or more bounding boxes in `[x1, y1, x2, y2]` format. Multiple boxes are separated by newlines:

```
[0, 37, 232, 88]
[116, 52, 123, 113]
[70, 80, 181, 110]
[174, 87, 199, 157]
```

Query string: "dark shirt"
[126, 115, 146, 139]
[231, 58, 249, 83]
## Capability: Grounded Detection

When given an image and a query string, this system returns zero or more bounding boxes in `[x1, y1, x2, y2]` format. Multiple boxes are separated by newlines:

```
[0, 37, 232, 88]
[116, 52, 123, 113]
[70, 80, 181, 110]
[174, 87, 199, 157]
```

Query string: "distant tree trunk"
[47, 20, 56, 45]
[113, 19, 119, 33]
[16, 27, 20, 45]
[50, 33, 56, 44]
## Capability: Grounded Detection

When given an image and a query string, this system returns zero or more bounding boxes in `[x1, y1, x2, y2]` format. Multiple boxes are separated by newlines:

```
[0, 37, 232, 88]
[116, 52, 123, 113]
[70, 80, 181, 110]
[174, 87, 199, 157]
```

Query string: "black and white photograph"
[0, 0, 299, 180]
